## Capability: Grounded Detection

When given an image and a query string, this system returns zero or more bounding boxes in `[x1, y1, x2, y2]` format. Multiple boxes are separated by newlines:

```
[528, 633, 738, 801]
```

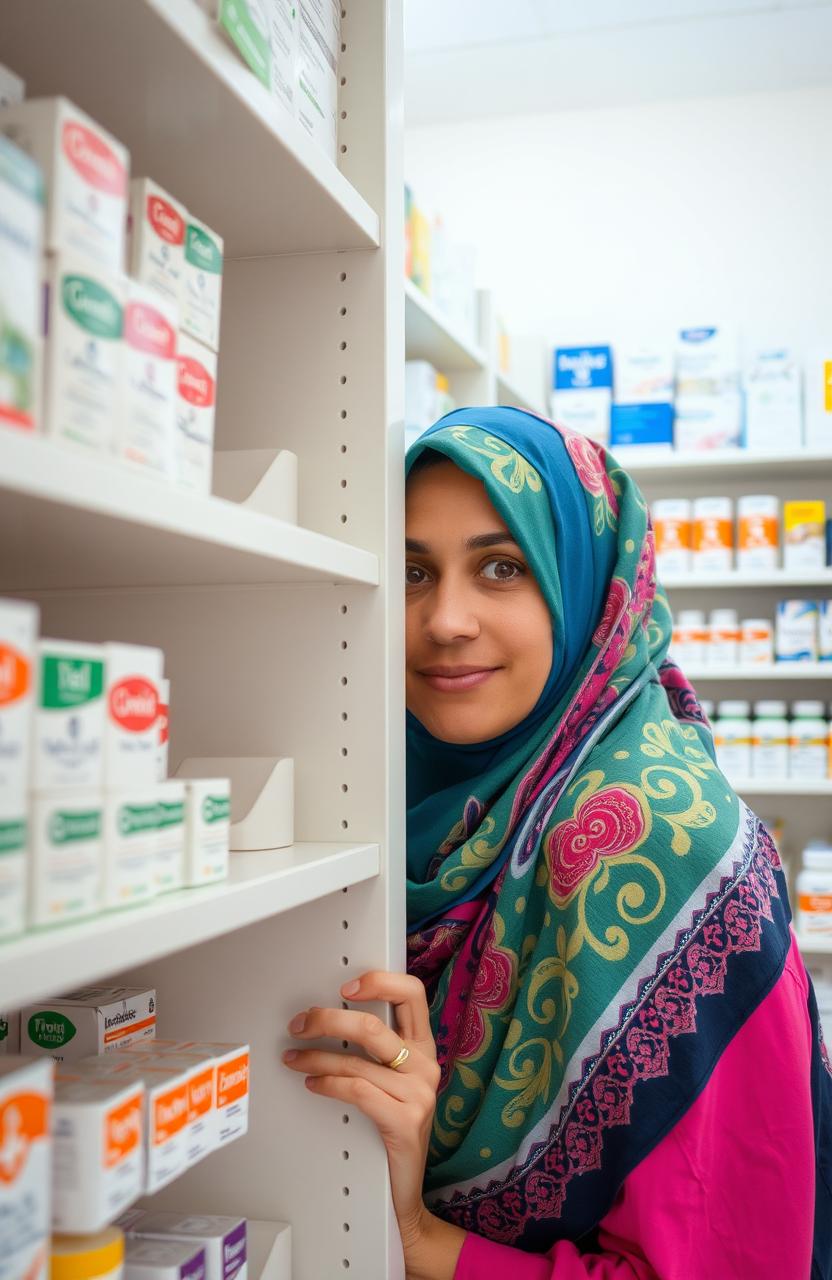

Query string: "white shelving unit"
[0, 3, 405, 1277]
[685, 664, 830, 681]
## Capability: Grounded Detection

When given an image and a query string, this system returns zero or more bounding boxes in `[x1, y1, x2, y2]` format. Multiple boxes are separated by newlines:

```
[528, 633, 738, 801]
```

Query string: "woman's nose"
[423, 578, 480, 644]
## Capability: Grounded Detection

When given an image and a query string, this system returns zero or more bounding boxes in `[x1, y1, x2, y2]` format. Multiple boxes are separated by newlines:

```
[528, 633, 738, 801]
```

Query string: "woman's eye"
[481, 558, 523, 581]
[406, 564, 428, 586]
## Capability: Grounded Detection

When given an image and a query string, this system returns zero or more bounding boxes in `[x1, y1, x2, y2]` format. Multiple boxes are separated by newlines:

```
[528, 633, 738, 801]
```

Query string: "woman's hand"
[281, 969, 456, 1271]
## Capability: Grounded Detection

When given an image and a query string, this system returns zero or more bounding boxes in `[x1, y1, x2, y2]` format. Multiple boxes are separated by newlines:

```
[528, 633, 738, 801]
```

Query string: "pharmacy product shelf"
[249, 1220, 292, 1280]
[661, 569, 832, 590]
[405, 279, 488, 371]
[0, 0, 379, 257]
[0, 842, 379, 1010]
[733, 780, 832, 797]
[612, 446, 832, 481]
[796, 933, 832, 955]
[496, 371, 545, 417]
[686, 664, 832, 681]
[0, 433, 378, 591]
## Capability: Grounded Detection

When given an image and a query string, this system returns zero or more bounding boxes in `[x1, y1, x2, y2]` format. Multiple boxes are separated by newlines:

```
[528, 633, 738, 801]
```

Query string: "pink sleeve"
[454, 931, 815, 1280]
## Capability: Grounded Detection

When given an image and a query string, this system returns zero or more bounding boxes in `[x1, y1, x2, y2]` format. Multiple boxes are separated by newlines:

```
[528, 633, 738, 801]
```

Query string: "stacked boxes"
[0, 1056, 53, 1280]
[0, 598, 38, 939]
[0, 134, 43, 432]
[551, 346, 613, 446]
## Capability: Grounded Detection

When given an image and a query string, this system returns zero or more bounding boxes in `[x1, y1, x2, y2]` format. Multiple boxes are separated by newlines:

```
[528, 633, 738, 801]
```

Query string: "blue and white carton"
[610, 346, 674, 451]
[551, 345, 613, 445]
[674, 326, 742, 452]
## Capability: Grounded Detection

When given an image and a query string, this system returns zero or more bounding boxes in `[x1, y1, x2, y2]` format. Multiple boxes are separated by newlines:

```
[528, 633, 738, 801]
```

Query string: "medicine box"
[804, 348, 832, 450]
[120, 1211, 247, 1280]
[0, 134, 43, 433]
[29, 790, 102, 928]
[206, 0, 271, 88]
[52, 1073, 144, 1233]
[181, 216, 223, 352]
[0, 1012, 20, 1054]
[675, 326, 741, 451]
[128, 178, 187, 308]
[0, 95, 128, 270]
[176, 333, 217, 495]
[0, 597, 37, 941]
[103, 788, 158, 909]
[0, 61, 24, 108]
[104, 643, 164, 788]
[124, 1237, 208, 1280]
[118, 1060, 191, 1193]
[183, 779, 231, 886]
[0, 1057, 53, 1280]
[296, 0, 340, 160]
[43, 251, 125, 455]
[784, 501, 826, 571]
[156, 678, 170, 782]
[178, 1041, 249, 1146]
[32, 639, 105, 790]
[610, 403, 673, 451]
[743, 348, 802, 454]
[21, 987, 156, 1062]
[155, 780, 185, 895]
[120, 279, 179, 480]
[270, 0, 299, 113]
[124, 1046, 216, 1167]
[551, 346, 613, 445]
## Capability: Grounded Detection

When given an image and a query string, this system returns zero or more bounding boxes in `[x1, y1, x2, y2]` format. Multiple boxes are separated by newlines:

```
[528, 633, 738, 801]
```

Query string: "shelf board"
[0, 432, 378, 591]
[661, 568, 832, 590]
[0, 842, 380, 1010]
[249, 1220, 291, 1280]
[685, 664, 832, 680]
[613, 446, 832, 481]
[733, 779, 832, 797]
[495, 371, 545, 417]
[0, 0, 379, 257]
[404, 279, 487, 371]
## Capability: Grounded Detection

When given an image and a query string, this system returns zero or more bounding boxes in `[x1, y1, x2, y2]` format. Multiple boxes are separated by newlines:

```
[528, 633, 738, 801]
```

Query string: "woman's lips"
[420, 668, 499, 692]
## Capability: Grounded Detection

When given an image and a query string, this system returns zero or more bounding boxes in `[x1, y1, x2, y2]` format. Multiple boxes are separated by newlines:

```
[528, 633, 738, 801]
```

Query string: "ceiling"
[404, 0, 832, 125]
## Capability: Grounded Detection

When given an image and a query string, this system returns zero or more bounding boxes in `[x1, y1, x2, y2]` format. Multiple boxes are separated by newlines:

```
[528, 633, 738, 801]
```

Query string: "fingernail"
[283, 1049, 299, 1062]
[342, 979, 360, 996]
[289, 1013, 307, 1034]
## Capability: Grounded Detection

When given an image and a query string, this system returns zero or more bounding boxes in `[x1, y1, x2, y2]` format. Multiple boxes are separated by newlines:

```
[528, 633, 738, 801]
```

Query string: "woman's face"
[405, 459, 553, 744]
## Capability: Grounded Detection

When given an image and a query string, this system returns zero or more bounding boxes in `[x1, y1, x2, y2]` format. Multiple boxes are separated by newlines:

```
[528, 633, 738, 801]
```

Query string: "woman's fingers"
[282, 1046, 436, 1108]
[288, 1005, 420, 1074]
[340, 970, 436, 1055]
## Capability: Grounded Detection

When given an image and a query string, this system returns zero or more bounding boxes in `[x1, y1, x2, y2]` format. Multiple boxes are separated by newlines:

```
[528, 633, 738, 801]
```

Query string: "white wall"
[405, 86, 832, 363]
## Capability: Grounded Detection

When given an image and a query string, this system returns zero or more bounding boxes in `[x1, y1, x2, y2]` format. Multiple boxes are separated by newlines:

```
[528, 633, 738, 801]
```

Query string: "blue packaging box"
[610, 403, 674, 448]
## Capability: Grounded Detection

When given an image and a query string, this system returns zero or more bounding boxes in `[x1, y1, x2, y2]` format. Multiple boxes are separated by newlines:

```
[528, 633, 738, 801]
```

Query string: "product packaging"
[181, 217, 223, 352]
[405, 360, 441, 439]
[0, 61, 24, 108]
[0, 597, 37, 939]
[714, 700, 752, 780]
[653, 499, 692, 576]
[51, 1072, 144, 1232]
[789, 701, 828, 779]
[0, 1011, 20, 1054]
[0, 1057, 53, 1280]
[183, 779, 231, 886]
[783, 500, 826, 570]
[177, 1041, 249, 1146]
[29, 790, 102, 927]
[43, 251, 125, 454]
[104, 643, 164, 788]
[610, 345, 674, 450]
[270, 0, 299, 112]
[551, 346, 613, 446]
[692, 496, 733, 572]
[737, 495, 779, 572]
[408, 200, 431, 294]
[32, 639, 105, 790]
[175, 333, 217, 495]
[820, 601, 832, 662]
[751, 701, 789, 781]
[125, 1237, 207, 1280]
[775, 600, 818, 662]
[120, 279, 179, 480]
[707, 609, 740, 667]
[128, 178, 188, 308]
[157, 678, 170, 781]
[740, 618, 774, 666]
[0, 133, 43, 432]
[804, 347, 832, 450]
[674, 326, 742, 451]
[797, 841, 832, 938]
[51, 1228, 125, 1280]
[0, 96, 128, 269]
[296, 0, 340, 160]
[119, 1211, 246, 1280]
[208, 0, 271, 88]
[743, 348, 802, 454]
[103, 788, 158, 909]
[670, 609, 707, 667]
[155, 780, 185, 894]
[21, 987, 156, 1062]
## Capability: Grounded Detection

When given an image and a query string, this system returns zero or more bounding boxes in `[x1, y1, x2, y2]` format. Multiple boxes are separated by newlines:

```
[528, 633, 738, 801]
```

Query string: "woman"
[282, 407, 832, 1278]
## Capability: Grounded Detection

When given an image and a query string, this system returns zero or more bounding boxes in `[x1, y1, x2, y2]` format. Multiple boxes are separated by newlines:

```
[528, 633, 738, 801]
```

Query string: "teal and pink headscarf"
[405, 407, 831, 1264]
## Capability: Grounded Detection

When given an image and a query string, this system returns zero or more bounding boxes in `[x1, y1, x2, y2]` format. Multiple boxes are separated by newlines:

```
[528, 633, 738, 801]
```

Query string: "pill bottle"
[740, 618, 774, 667]
[789, 700, 828, 779]
[751, 701, 789, 781]
[699, 698, 715, 723]
[653, 498, 692, 575]
[714, 700, 752, 781]
[708, 608, 740, 667]
[775, 600, 818, 663]
[737, 494, 779, 570]
[671, 609, 708, 667]
[52, 1227, 125, 1280]
[796, 841, 832, 938]
[693, 496, 733, 572]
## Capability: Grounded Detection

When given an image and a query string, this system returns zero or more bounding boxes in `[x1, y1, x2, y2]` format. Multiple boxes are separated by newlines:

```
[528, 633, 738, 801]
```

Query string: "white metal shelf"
[0, 433, 378, 591]
[686, 664, 832, 680]
[733, 779, 832, 797]
[0, 842, 379, 1010]
[661, 568, 832, 590]
[404, 278, 488, 371]
[496, 370, 545, 417]
[0, 0, 379, 257]
[613, 446, 832, 481]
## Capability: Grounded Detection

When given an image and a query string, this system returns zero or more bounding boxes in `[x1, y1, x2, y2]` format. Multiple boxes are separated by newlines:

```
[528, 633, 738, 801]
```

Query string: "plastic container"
[751, 701, 789, 781]
[653, 498, 692, 575]
[714, 700, 752, 780]
[737, 494, 779, 571]
[790, 700, 829, 780]
[820, 600, 832, 663]
[698, 699, 715, 722]
[671, 609, 708, 667]
[707, 608, 740, 667]
[775, 600, 818, 663]
[692, 496, 733, 572]
[796, 841, 832, 937]
[51, 1227, 125, 1280]
[740, 618, 774, 667]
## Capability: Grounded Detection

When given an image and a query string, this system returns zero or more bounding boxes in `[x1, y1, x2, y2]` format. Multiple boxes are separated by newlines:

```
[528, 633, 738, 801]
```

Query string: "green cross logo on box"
[49, 809, 102, 845]
[28, 1011, 77, 1049]
[61, 275, 123, 339]
[202, 795, 231, 824]
[159, 800, 185, 830]
[185, 225, 223, 274]
[118, 803, 159, 837]
[0, 818, 26, 856]
[42, 655, 104, 709]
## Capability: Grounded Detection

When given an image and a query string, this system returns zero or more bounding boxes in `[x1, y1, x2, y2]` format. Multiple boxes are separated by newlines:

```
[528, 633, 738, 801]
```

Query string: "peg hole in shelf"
[340, 271, 347, 282]
[341, 1000, 349, 1010]
[340, 410, 347, 420]
[340, 340, 347, 351]
[341, 783, 348, 793]
[342, 918, 349, 927]
[342, 1261, 350, 1270]
[343, 1222, 350, 1232]
[339, 306, 347, 317]
[340, 514, 348, 523]
[340, 375, 347, 384]
[341, 477, 347, 487]
[341, 746, 348, 756]
[341, 675, 348, 685]
[342, 955, 349, 965]
[340, 443, 347, 452]
[342, 1150, 350, 1160]
[342, 819, 349, 829]
[341, 76, 347, 86]
[341, 640, 348, 649]
[340, 144, 347, 154]
[343, 1113, 350, 1123]
[341, 1039, 349, 1049]
[341, 711, 348, 721]
[341, 42, 346, 52]
[343, 1186, 350, 1196]
[340, 604, 348, 613]
[341, 110, 347, 120]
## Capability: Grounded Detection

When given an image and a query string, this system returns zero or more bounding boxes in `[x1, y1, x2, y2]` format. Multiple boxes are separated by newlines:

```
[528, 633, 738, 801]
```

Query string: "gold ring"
[386, 1044, 410, 1071]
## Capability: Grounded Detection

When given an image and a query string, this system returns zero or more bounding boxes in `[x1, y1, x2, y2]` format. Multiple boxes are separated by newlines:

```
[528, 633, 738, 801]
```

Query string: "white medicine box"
[0, 134, 44, 434]
[128, 178, 187, 308]
[32, 639, 105, 791]
[0, 95, 128, 270]
[181, 217, 223, 352]
[183, 779, 230, 886]
[120, 279, 179, 481]
[21, 986, 157, 1062]
[176, 333, 217, 495]
[52, 1073, 145, 1234]
[29, 789, 102, 928]
[104, 643, 164, 788]
[103, 788, 158, 910]
[0, 1057, 53, 1280]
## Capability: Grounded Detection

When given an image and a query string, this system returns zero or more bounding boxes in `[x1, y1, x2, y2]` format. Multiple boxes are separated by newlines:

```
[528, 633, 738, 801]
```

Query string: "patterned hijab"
[404, 408, 821, 1256]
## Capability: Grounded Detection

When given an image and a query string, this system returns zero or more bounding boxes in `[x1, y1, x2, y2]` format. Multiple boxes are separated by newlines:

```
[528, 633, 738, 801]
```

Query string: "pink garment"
[454, 930, 815, 1279]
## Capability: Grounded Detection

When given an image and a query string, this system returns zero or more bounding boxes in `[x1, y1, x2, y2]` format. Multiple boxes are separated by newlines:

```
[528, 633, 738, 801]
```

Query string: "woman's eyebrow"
[405, 532, 521, 553]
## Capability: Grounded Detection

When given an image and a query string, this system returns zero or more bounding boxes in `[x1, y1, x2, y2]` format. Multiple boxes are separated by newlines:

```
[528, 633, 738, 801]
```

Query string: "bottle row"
[654, 495, 831, 576]
[705, 699, 832, 782]
[0, 597, 231, 939]
[671, 601, 832, 667]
